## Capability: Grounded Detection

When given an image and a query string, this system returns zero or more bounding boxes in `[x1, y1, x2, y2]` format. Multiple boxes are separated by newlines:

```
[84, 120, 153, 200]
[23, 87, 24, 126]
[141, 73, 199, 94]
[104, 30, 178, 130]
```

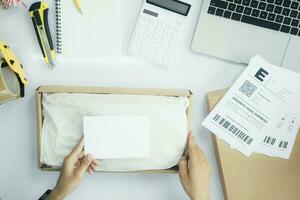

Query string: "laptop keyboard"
[207, 0, 300, 36]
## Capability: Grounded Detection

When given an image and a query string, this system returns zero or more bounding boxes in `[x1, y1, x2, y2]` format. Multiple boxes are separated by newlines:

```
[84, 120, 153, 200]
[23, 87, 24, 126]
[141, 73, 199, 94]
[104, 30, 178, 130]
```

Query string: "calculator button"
[155, 54, 164, 62]
[157, 21, 163, 27]
[163, 30, 172, 37]
[147, 16, 156, 23]
[144, 33, 152, 40]
[168, 41, 175, 50]
[172, 32, 178, 40]
[149, 44, 158, 52]
[155, 28, 164, 35]
[147, 24, 156, 32]
[165, 24, 173, 30]
[138, 50, 147, 57]
[140, 15, 147, 22]
[152, 35, 161, 43]
[136, 20, 147, 28]
[147, 52, 155, 59]
[160, 38, 170, 46]
[176, 21, 183, 26]
[135, 29, 144, 37]
[141, 42, 150, 49]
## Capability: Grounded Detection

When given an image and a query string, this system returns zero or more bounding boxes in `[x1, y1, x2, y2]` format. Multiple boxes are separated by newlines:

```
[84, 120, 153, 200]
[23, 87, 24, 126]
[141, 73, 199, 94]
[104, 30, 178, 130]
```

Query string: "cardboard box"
[36, 85, 193, 173]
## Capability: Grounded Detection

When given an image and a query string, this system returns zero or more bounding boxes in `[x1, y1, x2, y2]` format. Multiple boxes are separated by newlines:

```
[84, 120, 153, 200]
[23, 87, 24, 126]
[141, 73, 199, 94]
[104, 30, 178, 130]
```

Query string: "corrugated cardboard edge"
[36, 85, 192, 96]
[36, 89, 43, 170]
[36, 85, 193, 173]
[206, 88, 229, 200]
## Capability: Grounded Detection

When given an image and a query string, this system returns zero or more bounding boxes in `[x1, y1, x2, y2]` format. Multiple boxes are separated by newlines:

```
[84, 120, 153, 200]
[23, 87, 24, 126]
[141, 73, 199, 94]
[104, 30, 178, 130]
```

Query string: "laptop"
[191, 0, 300, 73]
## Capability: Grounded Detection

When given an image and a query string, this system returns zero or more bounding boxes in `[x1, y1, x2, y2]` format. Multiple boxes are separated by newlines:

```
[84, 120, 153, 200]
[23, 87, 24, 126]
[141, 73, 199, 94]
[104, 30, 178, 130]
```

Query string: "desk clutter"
[26, 0, 193, 68]
[1, 0, 300, 198]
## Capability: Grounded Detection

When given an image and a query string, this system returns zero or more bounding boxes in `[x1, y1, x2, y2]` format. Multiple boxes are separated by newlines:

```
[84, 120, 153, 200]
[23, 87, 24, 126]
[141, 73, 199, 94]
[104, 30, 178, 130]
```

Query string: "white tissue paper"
[41, 93, 190, 171]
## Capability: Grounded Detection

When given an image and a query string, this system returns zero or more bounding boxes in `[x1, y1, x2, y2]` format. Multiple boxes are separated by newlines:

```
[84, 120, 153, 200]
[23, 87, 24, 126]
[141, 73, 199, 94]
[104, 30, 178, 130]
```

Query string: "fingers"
[92, 159, 100, 166]
[90, 163, 97, 171]
[63, 139, 85, 169]
[76, 154, 93, 178]
[88, 166, 94, 175]
[187, 133, 207, 164]
[188, 132, 196, 148]
[179, 156, 189, 182]
[75, 160, 81, 168]
[70, 139, 84, 158]
[88, 160, 99, 174]
[184, 132, 191, 158]
[74, 158, 99, 175]
[88, 159, 100, 175]
[89, 159, 100, 168]
[188, 133, 198, 157]
[78, 151, 85, 160]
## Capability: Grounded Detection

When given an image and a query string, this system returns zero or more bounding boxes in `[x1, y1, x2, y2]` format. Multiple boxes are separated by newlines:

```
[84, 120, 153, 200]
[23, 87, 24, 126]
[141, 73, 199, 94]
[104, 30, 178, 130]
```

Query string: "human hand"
[47, 139, 100, 200]
[0, 0, 22, 9]
[179, 133, 212, 200]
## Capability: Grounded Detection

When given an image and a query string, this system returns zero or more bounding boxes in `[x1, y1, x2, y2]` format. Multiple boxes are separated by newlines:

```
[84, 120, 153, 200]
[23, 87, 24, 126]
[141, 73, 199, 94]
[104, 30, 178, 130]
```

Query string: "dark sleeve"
[38, 189, 52, 200]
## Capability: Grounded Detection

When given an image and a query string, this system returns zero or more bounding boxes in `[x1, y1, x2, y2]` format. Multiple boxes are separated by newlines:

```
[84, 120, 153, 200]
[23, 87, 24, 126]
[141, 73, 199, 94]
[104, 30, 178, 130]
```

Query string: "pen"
[73, 0, 83, 14]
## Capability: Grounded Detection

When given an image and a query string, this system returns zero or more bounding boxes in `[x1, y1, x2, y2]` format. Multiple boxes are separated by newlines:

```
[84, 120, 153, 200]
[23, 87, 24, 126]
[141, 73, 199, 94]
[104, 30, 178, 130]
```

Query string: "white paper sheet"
[84, 116, 150, 159]
[202, 55, 300, 159]
[59, 0, 123, 59]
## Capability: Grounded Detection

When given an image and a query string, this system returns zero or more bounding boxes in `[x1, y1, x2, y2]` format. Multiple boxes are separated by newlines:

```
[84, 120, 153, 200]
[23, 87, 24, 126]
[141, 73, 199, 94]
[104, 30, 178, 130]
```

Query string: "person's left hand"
[47, 139, 100, 200]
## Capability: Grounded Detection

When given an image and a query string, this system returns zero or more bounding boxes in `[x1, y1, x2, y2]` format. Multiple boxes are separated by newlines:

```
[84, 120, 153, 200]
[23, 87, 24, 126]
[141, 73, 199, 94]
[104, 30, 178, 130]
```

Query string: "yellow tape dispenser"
[0, 41, 29, 104]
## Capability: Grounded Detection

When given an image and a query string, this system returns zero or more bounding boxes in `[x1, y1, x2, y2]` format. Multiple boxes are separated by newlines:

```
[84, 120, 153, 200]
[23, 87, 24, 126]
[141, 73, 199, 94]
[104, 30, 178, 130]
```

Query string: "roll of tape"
[0, 60, 22, 104]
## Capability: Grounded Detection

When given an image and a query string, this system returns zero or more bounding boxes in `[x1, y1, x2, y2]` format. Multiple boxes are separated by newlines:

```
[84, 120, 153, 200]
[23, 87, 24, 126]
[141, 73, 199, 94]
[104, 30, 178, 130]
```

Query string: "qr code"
[239, 80, 257, 97]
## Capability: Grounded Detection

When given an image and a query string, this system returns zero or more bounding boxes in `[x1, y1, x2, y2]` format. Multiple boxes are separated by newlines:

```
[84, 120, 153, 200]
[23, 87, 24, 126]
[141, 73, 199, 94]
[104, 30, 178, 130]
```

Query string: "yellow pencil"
[73, 0, 83, 14]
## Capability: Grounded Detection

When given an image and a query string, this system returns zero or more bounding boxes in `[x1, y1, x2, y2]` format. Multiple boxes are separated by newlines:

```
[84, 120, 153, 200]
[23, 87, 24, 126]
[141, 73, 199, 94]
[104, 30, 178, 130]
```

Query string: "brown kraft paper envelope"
[207, 89, 300, 200]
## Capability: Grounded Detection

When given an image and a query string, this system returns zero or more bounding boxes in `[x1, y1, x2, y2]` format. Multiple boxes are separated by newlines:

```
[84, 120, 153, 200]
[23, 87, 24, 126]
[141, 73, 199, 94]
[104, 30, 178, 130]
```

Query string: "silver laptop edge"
[191, 0, 300, 73]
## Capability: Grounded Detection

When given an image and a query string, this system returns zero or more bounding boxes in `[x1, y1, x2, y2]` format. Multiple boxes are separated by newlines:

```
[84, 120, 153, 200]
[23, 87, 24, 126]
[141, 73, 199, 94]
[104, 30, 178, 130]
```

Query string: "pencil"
[73, 0, 83, 14]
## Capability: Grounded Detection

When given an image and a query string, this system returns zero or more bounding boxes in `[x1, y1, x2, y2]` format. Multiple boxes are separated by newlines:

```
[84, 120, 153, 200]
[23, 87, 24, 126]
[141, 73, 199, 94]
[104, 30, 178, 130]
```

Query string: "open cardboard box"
[36, 85, 193, 173]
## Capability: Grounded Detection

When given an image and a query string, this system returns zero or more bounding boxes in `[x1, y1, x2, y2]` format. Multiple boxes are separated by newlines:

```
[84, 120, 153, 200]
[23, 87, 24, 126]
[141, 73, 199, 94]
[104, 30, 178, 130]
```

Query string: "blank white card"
[83, 116, 150, 159]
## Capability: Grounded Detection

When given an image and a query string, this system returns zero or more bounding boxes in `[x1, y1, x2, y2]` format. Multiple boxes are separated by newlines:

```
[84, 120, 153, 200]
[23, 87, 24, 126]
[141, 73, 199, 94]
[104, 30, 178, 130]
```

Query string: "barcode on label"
[213, 114, 254, 145]
[239, 80, 257, 97]
[279, 141, 288, 149]
[263, 136, 276, 145]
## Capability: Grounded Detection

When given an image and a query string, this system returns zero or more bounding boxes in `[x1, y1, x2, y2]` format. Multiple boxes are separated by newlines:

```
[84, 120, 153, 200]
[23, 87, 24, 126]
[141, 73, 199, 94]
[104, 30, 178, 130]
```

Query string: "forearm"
[191, 194, 210, 200]
[46, 187, 64, 200]
[190, 188, 210, 200]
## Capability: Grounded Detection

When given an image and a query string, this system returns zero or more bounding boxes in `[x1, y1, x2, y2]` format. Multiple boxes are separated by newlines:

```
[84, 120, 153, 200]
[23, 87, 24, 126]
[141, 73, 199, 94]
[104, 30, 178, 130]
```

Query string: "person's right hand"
[179, 133, 212, 200]
[47, 139, 100, 200]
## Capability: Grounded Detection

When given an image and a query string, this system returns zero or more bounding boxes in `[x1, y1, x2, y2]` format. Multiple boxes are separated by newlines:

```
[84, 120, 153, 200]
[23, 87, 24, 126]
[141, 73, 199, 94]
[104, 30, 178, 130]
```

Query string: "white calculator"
[128, 0, 192, 67]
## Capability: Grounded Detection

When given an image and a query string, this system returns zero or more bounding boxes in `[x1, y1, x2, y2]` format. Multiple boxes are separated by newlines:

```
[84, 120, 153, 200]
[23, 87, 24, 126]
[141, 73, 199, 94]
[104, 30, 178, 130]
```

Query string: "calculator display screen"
[146, 0, 191, 16]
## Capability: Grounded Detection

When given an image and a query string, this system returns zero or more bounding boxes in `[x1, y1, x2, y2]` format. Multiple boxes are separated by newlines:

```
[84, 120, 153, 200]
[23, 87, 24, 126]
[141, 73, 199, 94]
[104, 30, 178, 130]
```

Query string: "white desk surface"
[0, 0, 245, 199]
